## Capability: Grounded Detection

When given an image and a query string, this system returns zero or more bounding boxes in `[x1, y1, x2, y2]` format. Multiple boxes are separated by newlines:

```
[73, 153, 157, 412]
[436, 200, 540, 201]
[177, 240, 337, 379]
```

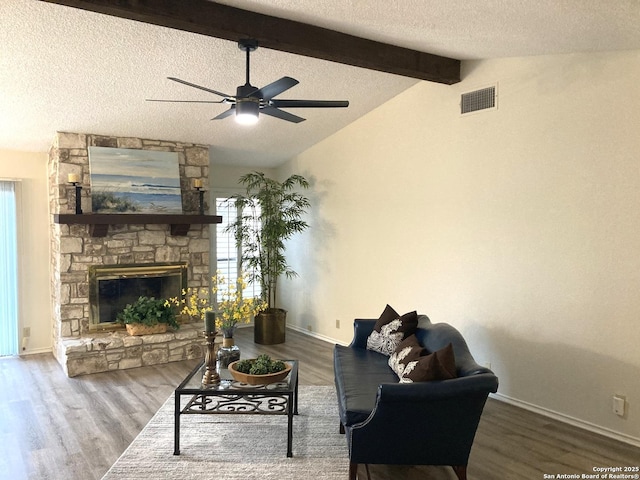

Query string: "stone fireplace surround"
[49, 132, 211, 376]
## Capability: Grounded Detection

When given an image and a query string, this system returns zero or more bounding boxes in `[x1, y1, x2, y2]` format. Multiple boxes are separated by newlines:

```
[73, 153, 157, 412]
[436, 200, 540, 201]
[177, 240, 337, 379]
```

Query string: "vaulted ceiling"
[2, 0, 640, 167]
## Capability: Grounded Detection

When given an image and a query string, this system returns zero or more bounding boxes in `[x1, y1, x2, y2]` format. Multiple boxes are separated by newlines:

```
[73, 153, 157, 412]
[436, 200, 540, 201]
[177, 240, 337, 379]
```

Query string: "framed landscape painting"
[88, 147, 182, 214]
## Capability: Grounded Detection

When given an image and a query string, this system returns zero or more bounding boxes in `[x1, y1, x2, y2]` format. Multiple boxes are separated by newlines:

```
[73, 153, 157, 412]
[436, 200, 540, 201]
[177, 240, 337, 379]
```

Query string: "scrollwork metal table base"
[174, 360, 299, 457]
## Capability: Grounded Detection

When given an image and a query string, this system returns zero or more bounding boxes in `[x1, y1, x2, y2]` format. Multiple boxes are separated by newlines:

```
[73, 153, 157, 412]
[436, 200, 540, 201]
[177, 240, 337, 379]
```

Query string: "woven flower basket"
[125, 323, 167, 336]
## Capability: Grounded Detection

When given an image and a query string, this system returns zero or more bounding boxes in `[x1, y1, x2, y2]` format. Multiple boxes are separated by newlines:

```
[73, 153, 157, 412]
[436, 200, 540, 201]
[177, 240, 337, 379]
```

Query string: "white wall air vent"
[460, 84, 497, 115]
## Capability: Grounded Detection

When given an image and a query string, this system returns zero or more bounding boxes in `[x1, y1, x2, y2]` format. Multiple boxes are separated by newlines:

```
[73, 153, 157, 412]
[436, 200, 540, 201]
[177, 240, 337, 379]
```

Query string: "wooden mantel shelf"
[53, 214, 222, 237]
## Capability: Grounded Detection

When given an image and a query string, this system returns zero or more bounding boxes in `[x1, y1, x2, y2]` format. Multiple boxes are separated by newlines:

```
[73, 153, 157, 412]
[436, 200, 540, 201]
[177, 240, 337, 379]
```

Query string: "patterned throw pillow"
[366, 305, 418, 356]
[388, 334, 425, 378]
[399, 343, 457, 384]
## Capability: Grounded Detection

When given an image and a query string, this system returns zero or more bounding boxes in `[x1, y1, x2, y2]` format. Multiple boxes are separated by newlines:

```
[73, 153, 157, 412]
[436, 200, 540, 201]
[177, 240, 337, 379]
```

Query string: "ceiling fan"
[147, 39, 349, 125]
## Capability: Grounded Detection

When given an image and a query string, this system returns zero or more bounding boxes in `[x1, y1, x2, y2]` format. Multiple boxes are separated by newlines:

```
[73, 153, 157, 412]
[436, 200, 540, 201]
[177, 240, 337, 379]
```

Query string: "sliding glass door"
[0, 181, 19, 356]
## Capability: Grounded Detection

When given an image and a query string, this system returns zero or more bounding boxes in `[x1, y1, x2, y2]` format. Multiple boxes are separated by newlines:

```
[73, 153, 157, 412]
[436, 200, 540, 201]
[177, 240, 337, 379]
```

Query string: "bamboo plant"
[227, 171, 310, 312]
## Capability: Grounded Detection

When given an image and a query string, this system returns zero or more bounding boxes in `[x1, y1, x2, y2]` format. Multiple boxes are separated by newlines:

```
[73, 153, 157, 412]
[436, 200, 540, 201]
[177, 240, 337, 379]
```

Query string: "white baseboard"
[19, 346, 53, 356]
[492, 392, 640, 448]
[287, 324, 349, 346]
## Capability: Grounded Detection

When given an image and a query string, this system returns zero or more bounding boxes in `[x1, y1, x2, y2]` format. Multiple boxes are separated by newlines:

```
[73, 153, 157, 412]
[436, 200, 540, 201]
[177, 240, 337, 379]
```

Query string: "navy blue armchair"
[333, 316, 498, 480]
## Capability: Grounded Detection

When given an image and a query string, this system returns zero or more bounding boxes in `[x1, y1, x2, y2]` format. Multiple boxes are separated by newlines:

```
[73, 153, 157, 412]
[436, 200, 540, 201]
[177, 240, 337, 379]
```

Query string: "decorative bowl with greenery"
[228, 354, 291, 385]
[116, 296, 179, 335]
[235, 354, 286, 375]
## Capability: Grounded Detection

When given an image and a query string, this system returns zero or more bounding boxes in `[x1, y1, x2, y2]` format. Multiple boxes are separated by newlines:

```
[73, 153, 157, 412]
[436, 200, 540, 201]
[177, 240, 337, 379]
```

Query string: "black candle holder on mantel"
[69, 181, 83, 214]
[194, 185, 205, 215]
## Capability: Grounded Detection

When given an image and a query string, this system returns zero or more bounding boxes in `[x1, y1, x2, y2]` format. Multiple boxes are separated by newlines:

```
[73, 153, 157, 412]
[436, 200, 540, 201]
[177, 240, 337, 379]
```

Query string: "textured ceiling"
[1, 1, 640, 167]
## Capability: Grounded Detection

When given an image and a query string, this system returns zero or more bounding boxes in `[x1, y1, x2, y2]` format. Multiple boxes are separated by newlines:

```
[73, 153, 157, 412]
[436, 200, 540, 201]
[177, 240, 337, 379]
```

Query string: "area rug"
[101, 385, 349, 480]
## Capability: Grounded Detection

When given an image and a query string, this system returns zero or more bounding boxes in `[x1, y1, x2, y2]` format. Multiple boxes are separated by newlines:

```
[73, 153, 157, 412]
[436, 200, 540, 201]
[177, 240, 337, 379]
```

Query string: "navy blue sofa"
[333, 315, 498, 480]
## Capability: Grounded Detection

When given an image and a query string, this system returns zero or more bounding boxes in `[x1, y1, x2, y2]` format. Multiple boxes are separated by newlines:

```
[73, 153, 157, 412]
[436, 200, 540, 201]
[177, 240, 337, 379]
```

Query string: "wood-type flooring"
[0, 327, 637, 480]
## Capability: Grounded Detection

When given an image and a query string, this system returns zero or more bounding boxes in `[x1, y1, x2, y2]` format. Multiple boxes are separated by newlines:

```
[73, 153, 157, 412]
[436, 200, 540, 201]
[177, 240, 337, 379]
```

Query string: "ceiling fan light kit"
[148, 39, 349, 125]
[235, 100, 259, 125]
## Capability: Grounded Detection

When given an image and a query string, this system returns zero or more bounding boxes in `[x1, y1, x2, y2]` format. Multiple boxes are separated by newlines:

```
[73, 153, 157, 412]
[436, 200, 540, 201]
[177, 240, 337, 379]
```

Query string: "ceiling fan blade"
[167, 77, 232, 99]
[252, 77, 299, 100]
[146, 99, 225, 104]
[260, 106, 305, 123]
[269, 99, 349, 108]
[211, 106, 236, 120]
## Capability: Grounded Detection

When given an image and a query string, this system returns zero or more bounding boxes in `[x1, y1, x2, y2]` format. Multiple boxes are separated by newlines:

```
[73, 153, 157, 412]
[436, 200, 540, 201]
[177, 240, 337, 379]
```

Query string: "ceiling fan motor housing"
[237, 84, 260, 99]
[236, 97, 260, 116]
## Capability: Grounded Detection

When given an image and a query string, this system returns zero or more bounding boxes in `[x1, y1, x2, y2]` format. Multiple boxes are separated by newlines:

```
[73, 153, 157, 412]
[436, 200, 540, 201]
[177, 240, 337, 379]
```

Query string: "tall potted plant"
[228, 171, 310, 344]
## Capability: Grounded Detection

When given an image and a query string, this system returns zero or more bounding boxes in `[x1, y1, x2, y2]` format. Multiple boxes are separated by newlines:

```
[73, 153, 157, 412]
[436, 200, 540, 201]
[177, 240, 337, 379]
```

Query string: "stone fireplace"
[48, 132, 213, 376]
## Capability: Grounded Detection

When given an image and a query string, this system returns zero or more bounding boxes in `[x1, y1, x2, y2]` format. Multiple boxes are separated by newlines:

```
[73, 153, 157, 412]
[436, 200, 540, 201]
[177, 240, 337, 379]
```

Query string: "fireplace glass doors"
[89, 263, 187, 331]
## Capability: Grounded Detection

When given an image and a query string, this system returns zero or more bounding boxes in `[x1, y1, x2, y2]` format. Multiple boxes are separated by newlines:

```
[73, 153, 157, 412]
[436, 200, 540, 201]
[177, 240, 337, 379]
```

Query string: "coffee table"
[174, 359, 299, 457]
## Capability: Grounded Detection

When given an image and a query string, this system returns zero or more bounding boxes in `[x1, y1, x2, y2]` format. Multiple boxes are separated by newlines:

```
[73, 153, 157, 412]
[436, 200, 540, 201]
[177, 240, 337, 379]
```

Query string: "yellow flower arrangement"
[166, 273, 266, 335]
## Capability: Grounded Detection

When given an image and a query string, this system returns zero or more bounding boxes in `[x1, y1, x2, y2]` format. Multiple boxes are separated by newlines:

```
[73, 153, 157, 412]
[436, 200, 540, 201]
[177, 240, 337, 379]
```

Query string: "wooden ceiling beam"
[38, 0, 461, 84]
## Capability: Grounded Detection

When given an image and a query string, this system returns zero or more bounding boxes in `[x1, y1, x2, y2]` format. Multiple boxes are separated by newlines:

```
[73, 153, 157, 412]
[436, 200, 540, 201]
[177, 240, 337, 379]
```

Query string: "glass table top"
[176, 359, 299, 394]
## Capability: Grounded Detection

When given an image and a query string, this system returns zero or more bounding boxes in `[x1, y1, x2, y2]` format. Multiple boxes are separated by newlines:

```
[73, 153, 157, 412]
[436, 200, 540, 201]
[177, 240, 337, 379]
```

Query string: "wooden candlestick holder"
[202, 331, 220, 387]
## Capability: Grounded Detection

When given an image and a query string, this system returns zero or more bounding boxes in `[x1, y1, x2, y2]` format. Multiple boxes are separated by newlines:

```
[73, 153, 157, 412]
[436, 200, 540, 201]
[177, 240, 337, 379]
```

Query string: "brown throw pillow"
[399, 343, 457, 383]
[366, 305, 418, 356]
[388, 334, 425, 378]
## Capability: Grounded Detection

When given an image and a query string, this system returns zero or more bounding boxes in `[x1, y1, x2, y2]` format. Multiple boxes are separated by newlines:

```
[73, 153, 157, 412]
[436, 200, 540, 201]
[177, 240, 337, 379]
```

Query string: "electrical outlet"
[23, 327, 31, 337]
[307, 325, 312, 332]
[335, 319, 340, 329]
[613, 395, 626, 417]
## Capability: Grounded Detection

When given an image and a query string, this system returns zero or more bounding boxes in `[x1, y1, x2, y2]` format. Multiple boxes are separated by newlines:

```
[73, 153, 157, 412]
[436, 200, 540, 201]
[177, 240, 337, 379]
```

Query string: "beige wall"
[208, 159, 274, 191]
[278, 50, 640, 443]
[0, 149, 52, 354]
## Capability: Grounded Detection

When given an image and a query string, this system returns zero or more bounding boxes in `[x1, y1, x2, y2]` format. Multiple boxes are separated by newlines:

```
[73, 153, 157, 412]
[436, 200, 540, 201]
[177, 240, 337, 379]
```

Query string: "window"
[214, 197, 261, 300]
[0, 181, 19, 356]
